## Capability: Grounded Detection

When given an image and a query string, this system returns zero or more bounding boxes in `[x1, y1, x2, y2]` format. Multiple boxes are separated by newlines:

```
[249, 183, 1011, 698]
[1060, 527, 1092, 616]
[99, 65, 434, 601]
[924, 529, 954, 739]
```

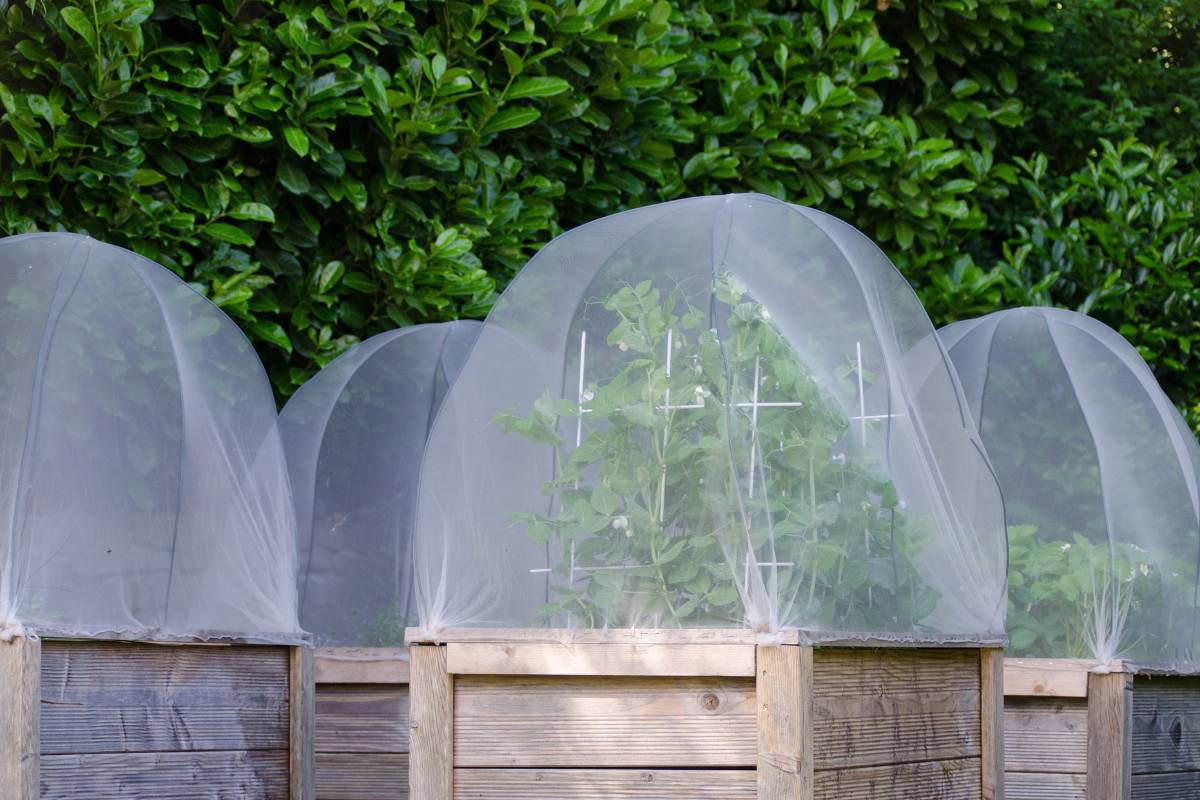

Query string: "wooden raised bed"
[313, 647, 411, 799]
[0, 636, 313, 799]
[1004, 658, 1200, 799]
[407, 629, 1004, 800]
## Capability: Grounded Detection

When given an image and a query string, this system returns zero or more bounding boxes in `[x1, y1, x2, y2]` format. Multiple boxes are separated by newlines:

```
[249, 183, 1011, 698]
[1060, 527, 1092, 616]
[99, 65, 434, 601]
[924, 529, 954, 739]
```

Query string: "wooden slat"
[315, 752, 408, 800]
[1131, 675, 1200, 774]
[410, 645, 452, 800]
[408, 627, 784, 645]
[1004, 659, 1092, 698]
[1005, 771, 1087, 800]
[316, 684, 410, 754]
[39, 749, 289, 799]
[757, 645, 813, 800]
[812, 648, 981, 770]
[813, 756, 982, 800]
[445, 641, 755, 677]
[454, 675, 754, 768]
[291, 646, 315, 800]
[1004, 697, 1089, 774]
[1131, 770, 1200, 799]
[315, 647, 410, 684]
[0, 635, 39, 800]
[452, 768, 756, 798]
[40, 641, 289, 754]
[1088, 671, 1133, 800]
[981, 648, 1004, 800]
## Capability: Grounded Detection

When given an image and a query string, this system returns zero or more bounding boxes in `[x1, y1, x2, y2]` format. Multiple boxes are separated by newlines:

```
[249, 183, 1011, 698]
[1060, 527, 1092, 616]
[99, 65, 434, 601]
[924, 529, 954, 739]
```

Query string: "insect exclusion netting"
[279, 322, 481, 647]
[941, 307, 1200, 670]
[412, 194, 1007, 643]
[0, 233, 302, 644]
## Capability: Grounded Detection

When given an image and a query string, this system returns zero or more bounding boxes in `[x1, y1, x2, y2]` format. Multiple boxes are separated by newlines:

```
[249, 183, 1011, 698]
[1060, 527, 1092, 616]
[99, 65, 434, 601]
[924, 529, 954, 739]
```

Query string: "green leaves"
[59, 7, 96, 49]
[480, 107, 541, 135]
[506, 77, 571, 100]
[205, 223, 255, 247]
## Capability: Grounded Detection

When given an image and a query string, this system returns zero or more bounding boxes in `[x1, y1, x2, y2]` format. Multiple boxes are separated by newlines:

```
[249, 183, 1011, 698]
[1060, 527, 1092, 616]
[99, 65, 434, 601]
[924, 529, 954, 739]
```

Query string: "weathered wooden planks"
[40, 750, 290, 798]
[813, 757, 982, 800]
[1005, 771, 1086, 800]
[812, 648, 982, 770]
[446, 641, 755, 677]
[981, 648, 1005, 800]
[1131, 770, 1200, 799]
[410, 645, 453, 800]
[316, 752, 409, 800]
[315, 648, 409, 684]
[455, 675, 755, 768]
[37, 640, 295, 800]
[453, 768, 758, 798]
[1004, 659, 1092, 698]
[1004, 697, 1089, 774]
[1088, 671, 1133, 800]
[0, 635, 40, 800]
[291, 645, 316, 800]
[757, 645, 813, 800]
[314, 647, 412, 800]
[1130, 675, 1200, 775]
[39, 641, 290, 754]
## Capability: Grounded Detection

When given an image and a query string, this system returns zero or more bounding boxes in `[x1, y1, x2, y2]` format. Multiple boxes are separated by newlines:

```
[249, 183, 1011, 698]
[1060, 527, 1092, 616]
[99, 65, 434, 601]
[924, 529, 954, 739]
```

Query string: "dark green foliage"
[0, 0, 1050, 397]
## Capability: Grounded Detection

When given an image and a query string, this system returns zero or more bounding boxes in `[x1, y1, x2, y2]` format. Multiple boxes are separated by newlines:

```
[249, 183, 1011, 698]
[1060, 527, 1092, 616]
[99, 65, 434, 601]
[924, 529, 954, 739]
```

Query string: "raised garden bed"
[408, 629, 1003, 800]
[0, 637, 313, 799]
[1005, 658, 1200, 800]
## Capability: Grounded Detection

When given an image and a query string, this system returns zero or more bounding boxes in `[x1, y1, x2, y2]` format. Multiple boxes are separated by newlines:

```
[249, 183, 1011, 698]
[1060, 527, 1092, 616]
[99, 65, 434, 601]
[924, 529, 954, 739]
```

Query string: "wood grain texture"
[291, 646, 316, 800]
[1004, 659, 1092, 698]
[1004, 696, 1089, 774]
[812, 648, 982, 770]
[452, 768, 756, 798]
[1131, 770, 1200, 799]
[445, 641, 755, 677]
[316, 684, 410, 754]
[0, 635, 39, 800]
[409, 645, 452, 800]
[756, 645, 813, 800]
[813, 757, 982, 800]
[39, 749, 289, 799]
[40, 641, 290, 754]
[981, 648, 1004, 800]
[453, 675, 754, 768]
[407, 627, 783, 645]
[1088, 671, 1133, 800]
[315, 752, 408, 800]
[314, 648, 410, 684]
[1130, 675, 1200, 775]
[1005, 771, 1087, 800]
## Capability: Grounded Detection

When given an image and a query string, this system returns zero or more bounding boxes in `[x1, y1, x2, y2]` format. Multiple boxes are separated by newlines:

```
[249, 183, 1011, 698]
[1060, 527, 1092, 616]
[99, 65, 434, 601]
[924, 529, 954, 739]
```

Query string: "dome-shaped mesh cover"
[280, 322, 480, 647]
[414, 195, 1006, 643]
[0, 233, 301, 644]
[942, 308, 1200, 669]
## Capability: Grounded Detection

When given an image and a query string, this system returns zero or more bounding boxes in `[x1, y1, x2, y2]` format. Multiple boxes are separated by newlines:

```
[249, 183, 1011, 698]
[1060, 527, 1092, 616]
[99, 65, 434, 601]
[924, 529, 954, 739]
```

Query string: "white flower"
[611, 515, 629, 530]
[1139, 563, 1151, 577]
[618, 341, 629, 352]
[1060, 543, 1071, 552]
[831, 453, 846, 465]
[582, 390, 595, 402]
[673, 337, 682, 349]
[761, 307, 772, 321]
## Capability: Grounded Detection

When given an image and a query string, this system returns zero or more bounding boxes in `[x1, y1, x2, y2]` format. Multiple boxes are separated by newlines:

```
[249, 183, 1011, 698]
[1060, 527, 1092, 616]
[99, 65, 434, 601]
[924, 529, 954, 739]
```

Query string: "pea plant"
[498, 276, 939, 631]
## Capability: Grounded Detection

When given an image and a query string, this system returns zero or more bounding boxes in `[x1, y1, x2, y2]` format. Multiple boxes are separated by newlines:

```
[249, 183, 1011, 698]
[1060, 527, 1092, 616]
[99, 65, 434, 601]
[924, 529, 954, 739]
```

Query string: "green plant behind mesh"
[498, 277, 938, 631]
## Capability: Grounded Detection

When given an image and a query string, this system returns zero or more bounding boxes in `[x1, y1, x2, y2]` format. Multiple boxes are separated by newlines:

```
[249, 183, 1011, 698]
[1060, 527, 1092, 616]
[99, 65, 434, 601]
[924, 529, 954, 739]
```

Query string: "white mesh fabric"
[0, 233, 301, 644]
[413, 194, 1007, 643]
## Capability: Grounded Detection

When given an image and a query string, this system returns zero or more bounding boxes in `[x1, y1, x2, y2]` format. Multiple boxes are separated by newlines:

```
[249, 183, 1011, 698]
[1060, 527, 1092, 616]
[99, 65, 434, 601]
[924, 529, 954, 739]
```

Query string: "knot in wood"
[700, 692, 721, 711]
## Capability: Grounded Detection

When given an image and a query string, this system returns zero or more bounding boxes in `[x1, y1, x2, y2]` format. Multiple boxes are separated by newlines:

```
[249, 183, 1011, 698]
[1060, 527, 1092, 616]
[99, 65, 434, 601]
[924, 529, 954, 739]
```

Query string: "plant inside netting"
[942, 307, 1200, 668]
[413, 194, 1007, 641]
[498, 275, 938, 630]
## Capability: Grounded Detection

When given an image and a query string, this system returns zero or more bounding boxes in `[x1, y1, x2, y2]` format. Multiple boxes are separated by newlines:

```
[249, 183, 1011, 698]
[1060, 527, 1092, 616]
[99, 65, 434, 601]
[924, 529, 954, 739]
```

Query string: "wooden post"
[1088, 670, 1132, 800]
[756, 644, 813, 800]
[980, 648, 1005, 800]
[289, 645, 315, 800]
[411, 644, 453, 800]
[0, 635, 40, 800]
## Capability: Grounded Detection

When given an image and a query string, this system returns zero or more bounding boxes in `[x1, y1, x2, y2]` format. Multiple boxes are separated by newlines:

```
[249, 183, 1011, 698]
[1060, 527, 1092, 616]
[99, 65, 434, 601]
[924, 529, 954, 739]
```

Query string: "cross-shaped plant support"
[532, 329, 905, 611]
